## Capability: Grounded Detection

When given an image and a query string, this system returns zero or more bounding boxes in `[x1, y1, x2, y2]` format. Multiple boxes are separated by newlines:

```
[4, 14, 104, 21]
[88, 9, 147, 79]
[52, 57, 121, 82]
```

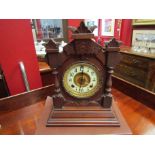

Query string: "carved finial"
[77, 21, 92, 33]
[69, 21, 92, 33]
[68, 21, 97, 34]
[44, 39, 58, 50]
[105, 38, 121, 47]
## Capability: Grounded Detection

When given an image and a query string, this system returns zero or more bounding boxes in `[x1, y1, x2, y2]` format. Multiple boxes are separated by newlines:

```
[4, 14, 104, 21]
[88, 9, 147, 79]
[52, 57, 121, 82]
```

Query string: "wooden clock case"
[45, 21, 122, 127]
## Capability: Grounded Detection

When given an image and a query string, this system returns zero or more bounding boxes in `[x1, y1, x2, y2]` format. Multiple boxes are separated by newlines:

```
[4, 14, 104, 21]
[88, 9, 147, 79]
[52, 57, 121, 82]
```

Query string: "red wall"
[67, 19, 133, 46]
[114, 19, 122, 40]
[97, 19, 122, 46]
[120, 19, 132, 46]
[68, 19, 84, 41]
[0, 19, 42, 95]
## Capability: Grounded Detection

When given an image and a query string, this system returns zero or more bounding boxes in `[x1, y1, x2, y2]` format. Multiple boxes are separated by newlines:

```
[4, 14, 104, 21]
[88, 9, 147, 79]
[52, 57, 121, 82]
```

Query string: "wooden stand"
[35, 97, 132, 135]
[47, 106, 119, 127]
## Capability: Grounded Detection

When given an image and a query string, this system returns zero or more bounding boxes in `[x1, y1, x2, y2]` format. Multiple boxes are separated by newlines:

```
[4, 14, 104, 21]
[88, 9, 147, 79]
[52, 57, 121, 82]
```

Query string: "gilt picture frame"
[132, 19, 155, 26]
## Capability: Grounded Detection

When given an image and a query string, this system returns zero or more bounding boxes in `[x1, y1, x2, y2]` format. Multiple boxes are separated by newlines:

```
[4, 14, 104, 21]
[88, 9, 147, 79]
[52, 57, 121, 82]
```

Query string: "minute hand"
[79, 70, 84, 89]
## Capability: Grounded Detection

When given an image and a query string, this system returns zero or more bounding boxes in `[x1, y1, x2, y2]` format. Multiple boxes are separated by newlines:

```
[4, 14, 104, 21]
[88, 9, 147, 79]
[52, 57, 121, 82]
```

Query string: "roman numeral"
[91, 72, 95, 75]
[80, 65, 84, 71]
[74, 68, 77, 73]
[79, 87, 84, 92]
[70, 72, 74, 77]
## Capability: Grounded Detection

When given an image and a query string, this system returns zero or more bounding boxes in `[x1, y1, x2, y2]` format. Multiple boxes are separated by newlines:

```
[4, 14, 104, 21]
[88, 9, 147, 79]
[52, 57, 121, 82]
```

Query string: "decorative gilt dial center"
[74, 72, 90, 87]
[62, 62, 102, 98]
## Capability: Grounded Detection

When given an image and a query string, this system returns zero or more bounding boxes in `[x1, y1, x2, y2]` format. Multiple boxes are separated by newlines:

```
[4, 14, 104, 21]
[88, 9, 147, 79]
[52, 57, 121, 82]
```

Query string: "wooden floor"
[113, 88, 155, 134]
[0, 88, 155, 135]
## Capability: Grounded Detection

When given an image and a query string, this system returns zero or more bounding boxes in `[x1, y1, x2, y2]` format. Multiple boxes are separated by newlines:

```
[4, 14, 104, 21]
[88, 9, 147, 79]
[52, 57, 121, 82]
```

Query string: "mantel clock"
[45, 21, 121, 126]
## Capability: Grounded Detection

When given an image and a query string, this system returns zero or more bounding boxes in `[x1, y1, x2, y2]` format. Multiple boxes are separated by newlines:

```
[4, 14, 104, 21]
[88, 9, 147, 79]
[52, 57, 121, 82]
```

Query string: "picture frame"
[132, 30, 155, 46]
[132, 30, 155, 54]
[102, 19, 115, 36]
[33, 19, 68, 42]
[132, 19, 155, 26]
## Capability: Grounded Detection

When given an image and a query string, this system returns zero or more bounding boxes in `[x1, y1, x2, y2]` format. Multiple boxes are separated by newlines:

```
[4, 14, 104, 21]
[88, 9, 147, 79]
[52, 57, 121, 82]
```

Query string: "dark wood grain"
[114, 48, 155, 92]
[112, 75, 155, 109]
[0, 85, 54, 113]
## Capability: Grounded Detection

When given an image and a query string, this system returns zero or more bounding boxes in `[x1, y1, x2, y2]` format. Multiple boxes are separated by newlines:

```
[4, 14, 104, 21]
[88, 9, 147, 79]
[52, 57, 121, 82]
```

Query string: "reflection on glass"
[40, 19, 63, 39]
[34, 19, 63, 40]
[84, 19, 98, 36]
[132, 32, 155, 54]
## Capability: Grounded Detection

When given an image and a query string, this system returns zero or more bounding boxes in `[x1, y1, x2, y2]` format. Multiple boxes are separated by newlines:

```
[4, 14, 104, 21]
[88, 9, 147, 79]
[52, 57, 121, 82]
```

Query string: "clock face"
[62, 62, 102, 98]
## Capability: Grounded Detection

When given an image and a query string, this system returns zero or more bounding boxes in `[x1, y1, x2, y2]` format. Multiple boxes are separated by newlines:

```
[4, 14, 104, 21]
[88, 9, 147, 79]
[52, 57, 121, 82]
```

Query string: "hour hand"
[80, 70, 84, 88]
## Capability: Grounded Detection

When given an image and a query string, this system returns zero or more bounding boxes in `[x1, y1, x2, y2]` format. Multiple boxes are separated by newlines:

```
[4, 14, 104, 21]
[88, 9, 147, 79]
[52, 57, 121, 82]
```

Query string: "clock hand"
[79, 70, 84, 89]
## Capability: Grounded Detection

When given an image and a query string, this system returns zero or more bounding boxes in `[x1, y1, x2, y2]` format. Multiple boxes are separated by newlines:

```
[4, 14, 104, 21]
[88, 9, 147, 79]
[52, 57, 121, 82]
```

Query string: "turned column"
[52, 68, 64, 108]
[105, 67, 114, 96]
[52, 68, 60, 94]
[101, 38, 121, 108]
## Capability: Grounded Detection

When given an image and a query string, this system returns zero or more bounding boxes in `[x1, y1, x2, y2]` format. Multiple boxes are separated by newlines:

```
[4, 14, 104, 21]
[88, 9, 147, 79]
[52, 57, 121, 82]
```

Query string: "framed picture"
[33, 19, 68, 42]
[132, 30, 155, 50]
[132, 19, 155, 25]
[84, 19, 98, 36]
[102, 19, 115, 36]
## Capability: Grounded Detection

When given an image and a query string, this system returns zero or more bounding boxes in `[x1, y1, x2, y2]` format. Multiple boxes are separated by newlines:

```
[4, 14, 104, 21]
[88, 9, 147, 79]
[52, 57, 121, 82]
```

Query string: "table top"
[120, 46, 155, 59]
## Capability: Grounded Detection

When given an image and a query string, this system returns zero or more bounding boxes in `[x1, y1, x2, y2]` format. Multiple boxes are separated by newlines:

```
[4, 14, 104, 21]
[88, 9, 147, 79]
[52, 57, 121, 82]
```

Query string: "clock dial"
[62, 62, 102, 98]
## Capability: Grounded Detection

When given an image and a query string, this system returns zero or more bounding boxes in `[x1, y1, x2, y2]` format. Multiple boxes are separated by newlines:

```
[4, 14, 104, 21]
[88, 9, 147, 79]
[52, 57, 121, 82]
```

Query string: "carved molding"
[64, 40, 103, 56]
[75, 40, 102, 55]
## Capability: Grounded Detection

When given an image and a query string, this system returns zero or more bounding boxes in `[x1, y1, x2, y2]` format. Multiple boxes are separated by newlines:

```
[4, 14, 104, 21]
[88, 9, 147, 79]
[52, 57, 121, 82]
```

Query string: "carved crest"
[68, 21, 97, 34]
[74, 40, 103, 55]
[105, 38, 120, 48]
[44, 39, 58, 51]
[75, 21, 92, 33]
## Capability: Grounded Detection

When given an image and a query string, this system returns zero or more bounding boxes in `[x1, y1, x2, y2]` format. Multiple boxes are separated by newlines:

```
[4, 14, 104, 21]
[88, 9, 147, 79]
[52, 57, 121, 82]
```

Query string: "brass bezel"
[62, 62, 102, 99]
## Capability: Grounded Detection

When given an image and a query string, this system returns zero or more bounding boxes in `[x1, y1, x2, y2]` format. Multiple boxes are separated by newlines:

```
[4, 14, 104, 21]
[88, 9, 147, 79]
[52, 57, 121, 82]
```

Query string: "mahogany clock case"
[45, 22, 122, 127]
